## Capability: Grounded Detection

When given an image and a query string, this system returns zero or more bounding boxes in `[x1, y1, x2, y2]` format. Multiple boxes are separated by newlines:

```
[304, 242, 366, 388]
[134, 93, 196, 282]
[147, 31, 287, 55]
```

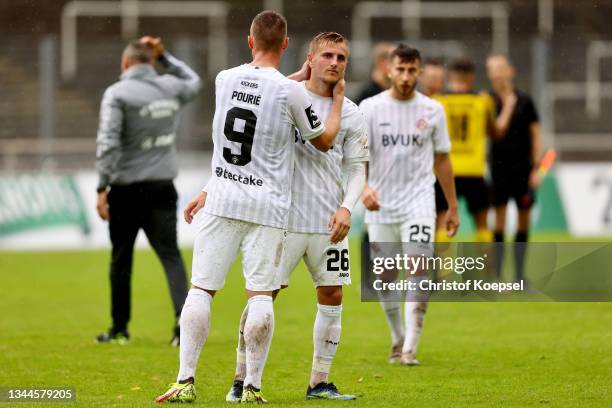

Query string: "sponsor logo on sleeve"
[305, 105, 321, 129]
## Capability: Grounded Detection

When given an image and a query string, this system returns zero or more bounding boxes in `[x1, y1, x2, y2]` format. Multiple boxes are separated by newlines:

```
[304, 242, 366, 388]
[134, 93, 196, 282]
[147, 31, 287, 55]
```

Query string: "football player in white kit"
[360, 44, 459, 366]
[155, 11, 345, 404]
[224, 32, 368, 402]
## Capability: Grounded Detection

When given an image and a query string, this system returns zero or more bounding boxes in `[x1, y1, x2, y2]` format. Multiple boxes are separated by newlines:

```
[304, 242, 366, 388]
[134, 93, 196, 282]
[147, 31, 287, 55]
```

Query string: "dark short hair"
[250, 10, 287, 51]
[449, 57, 475, 74]
[123, 40, 153, 64]
[423, 57, 444, 67]
[309, 31, 349, 55]
[390, 44, 421, 63]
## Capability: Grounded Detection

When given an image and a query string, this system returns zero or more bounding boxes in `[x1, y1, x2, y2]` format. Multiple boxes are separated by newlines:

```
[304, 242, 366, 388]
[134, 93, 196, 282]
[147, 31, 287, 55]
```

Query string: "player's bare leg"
[306, 286, 355, 400]
[515, 208, 531, 284]
[493, 205, 507, 278]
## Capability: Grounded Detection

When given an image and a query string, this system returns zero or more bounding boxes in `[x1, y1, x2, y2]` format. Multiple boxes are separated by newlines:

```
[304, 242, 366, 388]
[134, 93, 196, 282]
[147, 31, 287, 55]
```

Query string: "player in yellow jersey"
[434, 58, 515, 241]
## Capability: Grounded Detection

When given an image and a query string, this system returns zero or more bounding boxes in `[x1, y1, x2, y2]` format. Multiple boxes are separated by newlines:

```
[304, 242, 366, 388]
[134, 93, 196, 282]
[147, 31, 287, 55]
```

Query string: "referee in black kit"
[486, 54, 541, 284]
[95, 37, 201, 345]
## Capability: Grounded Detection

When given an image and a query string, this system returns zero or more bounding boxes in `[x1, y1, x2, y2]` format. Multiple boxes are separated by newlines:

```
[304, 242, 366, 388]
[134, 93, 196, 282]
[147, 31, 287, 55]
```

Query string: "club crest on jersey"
[305, 105, 321, 129]
[416, 118, 428, 130]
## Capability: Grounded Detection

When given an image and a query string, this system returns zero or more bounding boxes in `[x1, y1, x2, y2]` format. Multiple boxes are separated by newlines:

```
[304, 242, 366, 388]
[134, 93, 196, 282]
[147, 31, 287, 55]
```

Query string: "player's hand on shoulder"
[329, 207, 351, 244]
[96, 191, 110, 221]
[445, 206, 460, 238]
[287, 60, 311, 82]
[361, 184, 380, 211]
[184, 191, 207, 224]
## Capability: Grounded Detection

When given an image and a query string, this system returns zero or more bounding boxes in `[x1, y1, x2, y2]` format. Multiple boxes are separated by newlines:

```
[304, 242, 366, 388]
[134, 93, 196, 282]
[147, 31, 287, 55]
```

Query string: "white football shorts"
[367, 217, 436, 258]
[191, 213, 286, 291]
[280, 232, 351, 288]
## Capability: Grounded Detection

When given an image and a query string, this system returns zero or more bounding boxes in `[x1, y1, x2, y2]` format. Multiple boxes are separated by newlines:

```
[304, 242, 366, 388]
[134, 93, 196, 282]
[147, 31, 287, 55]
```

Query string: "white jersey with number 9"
[204, 64, 325, 228]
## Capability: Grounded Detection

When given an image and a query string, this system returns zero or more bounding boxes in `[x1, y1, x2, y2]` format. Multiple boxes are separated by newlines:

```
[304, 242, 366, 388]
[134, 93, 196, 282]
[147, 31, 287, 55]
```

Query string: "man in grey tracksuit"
[95, 38, 201, 345]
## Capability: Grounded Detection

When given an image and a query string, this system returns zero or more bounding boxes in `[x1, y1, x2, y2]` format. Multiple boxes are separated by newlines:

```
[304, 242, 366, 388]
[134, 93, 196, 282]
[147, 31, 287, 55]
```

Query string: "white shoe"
[400, 351, 420, 366]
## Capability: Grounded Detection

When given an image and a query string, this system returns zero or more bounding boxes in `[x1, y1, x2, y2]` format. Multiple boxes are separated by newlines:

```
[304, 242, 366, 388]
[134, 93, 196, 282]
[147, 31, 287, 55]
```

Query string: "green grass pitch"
[1, 238, 612, 407]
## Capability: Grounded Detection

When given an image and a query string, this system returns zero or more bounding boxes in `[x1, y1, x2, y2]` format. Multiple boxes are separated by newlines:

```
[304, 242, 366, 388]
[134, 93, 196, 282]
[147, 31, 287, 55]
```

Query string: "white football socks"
[403, 275, 429, 355]
[403, 301, 428, 355]
[177, 288, 212, 382]
[310, 304, 342, 387]
[243, 295, 275, 390]
[380, 300, 405, 345]
[234, 304, 248, 382]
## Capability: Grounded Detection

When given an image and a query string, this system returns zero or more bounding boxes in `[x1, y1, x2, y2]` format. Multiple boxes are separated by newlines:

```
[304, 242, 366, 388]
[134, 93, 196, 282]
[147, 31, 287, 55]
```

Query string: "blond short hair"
[308, 32, 349, 56]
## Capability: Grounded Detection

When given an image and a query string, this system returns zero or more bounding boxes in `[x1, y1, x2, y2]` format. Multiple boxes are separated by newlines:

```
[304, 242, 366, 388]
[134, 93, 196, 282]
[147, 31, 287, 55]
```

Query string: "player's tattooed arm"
[310, 79, 345, 151]
[434, 153, 460, 237]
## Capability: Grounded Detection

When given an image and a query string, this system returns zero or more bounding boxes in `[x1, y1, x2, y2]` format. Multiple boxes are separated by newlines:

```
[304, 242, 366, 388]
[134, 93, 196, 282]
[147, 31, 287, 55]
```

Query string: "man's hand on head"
[140, 36, 165, 59]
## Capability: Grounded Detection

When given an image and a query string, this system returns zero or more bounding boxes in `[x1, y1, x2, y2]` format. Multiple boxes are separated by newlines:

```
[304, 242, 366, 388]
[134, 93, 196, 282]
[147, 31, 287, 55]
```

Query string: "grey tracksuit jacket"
[95, 52, 202, 190]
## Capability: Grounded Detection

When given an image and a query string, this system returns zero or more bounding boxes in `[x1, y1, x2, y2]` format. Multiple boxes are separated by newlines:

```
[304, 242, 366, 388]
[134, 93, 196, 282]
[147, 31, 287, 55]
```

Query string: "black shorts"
[491, 167, 535, 209]
[436, 177, 489, 214]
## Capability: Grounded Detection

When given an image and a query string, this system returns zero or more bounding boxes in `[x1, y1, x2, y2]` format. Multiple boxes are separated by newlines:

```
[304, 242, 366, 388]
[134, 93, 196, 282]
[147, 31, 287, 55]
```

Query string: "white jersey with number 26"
[287, 84, 369, 234]
[204, 64, 325, 228]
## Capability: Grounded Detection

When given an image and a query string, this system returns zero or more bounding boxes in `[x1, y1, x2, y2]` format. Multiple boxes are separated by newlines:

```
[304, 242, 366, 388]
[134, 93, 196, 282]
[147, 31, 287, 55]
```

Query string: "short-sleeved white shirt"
[360, 90, 451, 223]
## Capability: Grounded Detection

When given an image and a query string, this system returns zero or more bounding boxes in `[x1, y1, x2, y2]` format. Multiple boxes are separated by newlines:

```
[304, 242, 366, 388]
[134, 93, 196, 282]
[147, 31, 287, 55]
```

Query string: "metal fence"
[2, 0, 612, 170]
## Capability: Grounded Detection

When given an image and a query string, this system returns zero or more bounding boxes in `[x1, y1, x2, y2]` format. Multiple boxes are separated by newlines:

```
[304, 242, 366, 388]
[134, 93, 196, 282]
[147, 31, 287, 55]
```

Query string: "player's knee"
[317, 286, 343, 305]
[191, 285, 216, 297]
